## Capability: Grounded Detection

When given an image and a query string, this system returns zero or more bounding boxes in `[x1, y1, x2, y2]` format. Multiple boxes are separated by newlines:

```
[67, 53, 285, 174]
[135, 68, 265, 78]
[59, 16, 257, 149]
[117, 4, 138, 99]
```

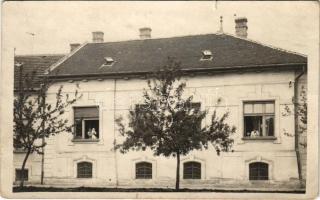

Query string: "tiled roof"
[14, 54, 65, 90]
[49, 33, 307, 77]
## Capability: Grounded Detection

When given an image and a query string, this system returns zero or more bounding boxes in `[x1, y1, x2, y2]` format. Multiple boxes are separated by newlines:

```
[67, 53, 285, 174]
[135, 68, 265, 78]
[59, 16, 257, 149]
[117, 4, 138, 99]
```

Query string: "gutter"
[293, 64, 306, 183]
[44, 63, 306, 81]
[113, 78, 119, 187]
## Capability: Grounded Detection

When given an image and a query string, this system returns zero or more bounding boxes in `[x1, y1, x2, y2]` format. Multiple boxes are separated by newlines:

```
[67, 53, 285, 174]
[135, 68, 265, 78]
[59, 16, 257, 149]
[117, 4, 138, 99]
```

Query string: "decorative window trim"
[131, 157, 157, 180]
[238, 97, 281, 144]
[244, 156, 274, 181]
[180, 155, 206, 180]
[73, 156, 97, 179]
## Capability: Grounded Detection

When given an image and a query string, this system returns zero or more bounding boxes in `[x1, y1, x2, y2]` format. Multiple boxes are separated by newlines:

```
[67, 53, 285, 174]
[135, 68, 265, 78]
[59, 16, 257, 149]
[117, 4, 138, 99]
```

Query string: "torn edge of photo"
[0, 1, 319, 199]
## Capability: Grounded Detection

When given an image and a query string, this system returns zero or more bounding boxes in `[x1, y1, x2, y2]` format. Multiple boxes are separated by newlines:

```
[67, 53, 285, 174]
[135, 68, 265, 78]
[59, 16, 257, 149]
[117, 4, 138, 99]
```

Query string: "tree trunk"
[40, 141, 45, 184]
[20, 149, 31, 188]
[175, 152, 180, 190]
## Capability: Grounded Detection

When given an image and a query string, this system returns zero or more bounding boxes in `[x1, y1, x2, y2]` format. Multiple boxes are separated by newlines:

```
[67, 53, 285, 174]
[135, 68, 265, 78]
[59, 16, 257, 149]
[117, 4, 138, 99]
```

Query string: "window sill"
[249, 180, 272, 184]
[72, 139, 100, 143]
[77, 177, 93, 179]
[242, 136, 277, 141]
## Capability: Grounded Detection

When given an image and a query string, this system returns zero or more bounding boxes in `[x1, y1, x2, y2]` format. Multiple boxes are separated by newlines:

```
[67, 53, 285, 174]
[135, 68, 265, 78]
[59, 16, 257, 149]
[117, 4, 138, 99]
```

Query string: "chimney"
[92, 31, 104, 43]
[70, 43, 81, 52]
[235, 17, 248, 38]
[139, 27, 152, 39]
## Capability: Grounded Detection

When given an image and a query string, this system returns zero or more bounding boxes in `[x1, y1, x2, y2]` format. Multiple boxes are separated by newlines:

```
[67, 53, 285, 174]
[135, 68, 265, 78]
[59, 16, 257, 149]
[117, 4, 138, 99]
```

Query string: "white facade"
[13, 69, 306, 189]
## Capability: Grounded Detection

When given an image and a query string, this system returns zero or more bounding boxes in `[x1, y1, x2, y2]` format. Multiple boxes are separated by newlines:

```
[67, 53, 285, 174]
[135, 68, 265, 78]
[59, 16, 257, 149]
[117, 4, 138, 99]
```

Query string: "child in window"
[87, 128, 92, 138]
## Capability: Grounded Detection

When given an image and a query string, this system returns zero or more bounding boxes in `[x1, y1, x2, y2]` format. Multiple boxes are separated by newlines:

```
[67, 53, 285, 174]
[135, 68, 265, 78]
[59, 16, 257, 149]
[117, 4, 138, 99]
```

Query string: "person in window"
[87, 128, 92, 139]
[251, 129, 259, 137]
[91, 128, 98, 139]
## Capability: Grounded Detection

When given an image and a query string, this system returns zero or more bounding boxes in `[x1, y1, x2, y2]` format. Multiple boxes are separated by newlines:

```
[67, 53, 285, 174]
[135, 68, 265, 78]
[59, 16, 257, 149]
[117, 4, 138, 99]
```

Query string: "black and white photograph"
[0, 1, 319, 199]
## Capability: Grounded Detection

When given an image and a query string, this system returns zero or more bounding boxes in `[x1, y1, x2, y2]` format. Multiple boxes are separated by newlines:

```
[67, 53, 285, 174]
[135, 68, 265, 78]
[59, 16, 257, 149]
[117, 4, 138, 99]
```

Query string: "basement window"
[200, 50, 213, 60]
[77, 162, 93, 178]
[136, 162, 152, 179]
[183, 161, 201, 179]
[15, 169, 28, 181]
[249, 162, 269, 180]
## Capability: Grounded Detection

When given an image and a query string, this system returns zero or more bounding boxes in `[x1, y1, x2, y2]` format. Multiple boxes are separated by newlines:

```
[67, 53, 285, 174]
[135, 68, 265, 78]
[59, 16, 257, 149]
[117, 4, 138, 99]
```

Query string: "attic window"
[201, 50, 213, 61]
[102, 57, 115, 66]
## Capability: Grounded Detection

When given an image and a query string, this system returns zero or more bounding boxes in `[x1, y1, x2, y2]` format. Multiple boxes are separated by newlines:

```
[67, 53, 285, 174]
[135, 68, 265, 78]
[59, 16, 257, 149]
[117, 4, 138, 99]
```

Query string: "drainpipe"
[113, 78, 119, 187]
[294, 65, 306, 184]
[40, 91, 45, 184]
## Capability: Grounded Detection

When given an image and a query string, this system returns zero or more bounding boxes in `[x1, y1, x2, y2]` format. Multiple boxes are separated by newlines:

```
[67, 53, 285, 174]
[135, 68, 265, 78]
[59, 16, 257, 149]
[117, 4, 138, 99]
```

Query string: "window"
[183, 161, 201, 179]
[243, 101, 275, 138]
[77, 162, 92, 178]
[15, 169, 28, 181]
[136, 162, 152, 179]
[102, 57, 114, 66]
[249, 162, 268, 180]
[74, 107, 99, 140]
[201, 50, 213, 60]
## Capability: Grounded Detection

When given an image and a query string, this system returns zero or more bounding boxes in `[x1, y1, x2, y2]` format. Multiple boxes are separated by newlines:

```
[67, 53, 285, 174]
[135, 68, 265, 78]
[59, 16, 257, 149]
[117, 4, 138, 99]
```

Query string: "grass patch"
[13, 186, 306, 193]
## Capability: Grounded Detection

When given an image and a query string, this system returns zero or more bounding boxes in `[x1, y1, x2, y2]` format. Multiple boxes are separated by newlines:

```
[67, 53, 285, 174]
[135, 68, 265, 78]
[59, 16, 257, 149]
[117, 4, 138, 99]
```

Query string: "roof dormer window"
[101, 57, 115, 67]
[201, 50, 213, 61]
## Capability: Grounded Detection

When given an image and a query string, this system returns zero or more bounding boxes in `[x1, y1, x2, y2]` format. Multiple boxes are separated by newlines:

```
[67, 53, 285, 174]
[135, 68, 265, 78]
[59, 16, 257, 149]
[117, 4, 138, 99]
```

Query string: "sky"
[2, 1, 319, 56]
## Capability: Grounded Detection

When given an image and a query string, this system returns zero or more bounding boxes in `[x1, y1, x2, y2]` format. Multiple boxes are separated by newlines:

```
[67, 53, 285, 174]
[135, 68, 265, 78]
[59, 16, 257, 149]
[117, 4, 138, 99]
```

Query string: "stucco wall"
[14, 70, 302, 188]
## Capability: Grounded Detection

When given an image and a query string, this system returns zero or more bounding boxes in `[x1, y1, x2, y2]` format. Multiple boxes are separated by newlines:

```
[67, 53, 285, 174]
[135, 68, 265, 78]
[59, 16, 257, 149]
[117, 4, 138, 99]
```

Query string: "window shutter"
[74, 107, 99, 118]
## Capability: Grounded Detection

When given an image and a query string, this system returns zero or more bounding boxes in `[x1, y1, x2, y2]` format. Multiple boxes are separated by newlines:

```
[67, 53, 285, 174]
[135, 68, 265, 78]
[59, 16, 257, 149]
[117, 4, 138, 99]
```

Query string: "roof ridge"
[86, 33, 222, 45]
[222, 32, 307, 58]
[85, 32, 307, 58]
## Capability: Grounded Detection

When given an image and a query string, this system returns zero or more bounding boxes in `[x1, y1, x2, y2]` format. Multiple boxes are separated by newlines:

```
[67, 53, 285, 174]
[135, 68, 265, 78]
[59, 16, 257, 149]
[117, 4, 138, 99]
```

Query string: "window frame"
[82, 118, 99, 139]
[243, 101, 276, 140]
[77, 161, 93, 178]
[73, 106, 100, 142]
[183, 161, 201, 180]
[135, 161, 153, 179]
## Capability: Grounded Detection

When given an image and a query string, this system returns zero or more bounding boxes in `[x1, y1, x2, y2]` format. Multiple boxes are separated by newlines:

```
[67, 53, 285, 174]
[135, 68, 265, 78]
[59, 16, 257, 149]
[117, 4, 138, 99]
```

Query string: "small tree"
[115, 58, 236, 190]
[13, 63, 81, 187]
[282, 85, 307, 182]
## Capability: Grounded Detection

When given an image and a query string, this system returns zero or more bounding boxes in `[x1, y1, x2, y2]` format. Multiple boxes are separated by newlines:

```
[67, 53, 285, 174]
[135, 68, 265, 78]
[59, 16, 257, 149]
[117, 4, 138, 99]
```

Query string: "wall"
[16, 70, 301, 188]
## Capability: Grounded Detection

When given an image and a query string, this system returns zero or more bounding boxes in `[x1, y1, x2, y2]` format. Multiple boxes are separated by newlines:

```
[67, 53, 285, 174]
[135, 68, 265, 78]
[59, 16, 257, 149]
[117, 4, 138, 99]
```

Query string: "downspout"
[294, 65, 306, 183]
[40, 90, 45, 184]
[113, 78, 119, 187]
